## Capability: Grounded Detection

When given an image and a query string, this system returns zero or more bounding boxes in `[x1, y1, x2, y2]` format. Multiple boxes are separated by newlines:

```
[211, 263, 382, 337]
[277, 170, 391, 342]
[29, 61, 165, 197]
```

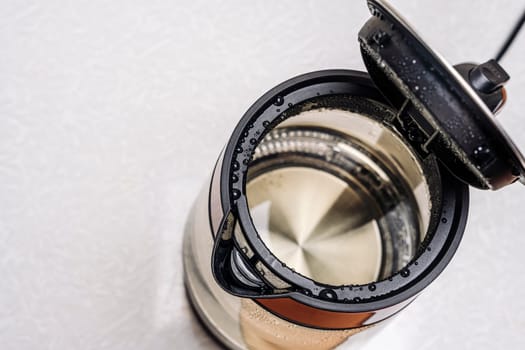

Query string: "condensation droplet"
[319, 289, 337, 300]
[232, 189, 241, 199]
[274, 96, 284, 106]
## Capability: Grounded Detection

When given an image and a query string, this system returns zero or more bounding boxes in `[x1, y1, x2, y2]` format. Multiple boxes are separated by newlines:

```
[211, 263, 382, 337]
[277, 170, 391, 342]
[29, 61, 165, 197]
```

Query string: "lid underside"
[359, 0, 525, 189]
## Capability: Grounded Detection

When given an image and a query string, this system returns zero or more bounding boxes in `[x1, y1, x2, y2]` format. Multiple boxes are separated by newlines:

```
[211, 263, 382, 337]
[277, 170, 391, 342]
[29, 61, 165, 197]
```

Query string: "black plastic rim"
[212, 69, 470, 313]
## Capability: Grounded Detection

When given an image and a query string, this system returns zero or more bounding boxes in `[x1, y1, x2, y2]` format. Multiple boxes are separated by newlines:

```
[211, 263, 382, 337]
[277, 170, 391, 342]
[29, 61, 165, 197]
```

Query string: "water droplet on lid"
[400, 269, 410, 278]
[288, 102, 293, 107]
[472, 144, 492, 165]
[231, 174, 239, 183]
[441, 217, 448, 223]
[235, 146, 243, 153]
[372, 30, 389, 45]
[262, 121, 270, 127]
[232, 161, 240, 171]
[368, 284, 376, 291]
[249, 138, 257, 145]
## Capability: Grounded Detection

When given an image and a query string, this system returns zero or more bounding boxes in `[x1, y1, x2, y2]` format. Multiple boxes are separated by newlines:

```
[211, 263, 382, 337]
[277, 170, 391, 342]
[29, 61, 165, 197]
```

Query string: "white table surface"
[1, 1, 525, 349]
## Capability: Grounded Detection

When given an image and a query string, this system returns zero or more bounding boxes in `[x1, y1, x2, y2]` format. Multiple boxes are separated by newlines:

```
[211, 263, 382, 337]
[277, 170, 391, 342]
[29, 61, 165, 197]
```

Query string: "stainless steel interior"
[246, 108, 431, 286]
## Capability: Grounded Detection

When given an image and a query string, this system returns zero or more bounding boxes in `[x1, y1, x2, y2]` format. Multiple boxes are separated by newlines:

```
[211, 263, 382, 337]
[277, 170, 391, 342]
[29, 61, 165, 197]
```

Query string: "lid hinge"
[391, 98, 438, 157]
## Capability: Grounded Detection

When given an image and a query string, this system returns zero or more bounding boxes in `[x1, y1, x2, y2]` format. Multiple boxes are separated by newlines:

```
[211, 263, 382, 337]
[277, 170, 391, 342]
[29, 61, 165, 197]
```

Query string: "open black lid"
[358, 0, 525, 189]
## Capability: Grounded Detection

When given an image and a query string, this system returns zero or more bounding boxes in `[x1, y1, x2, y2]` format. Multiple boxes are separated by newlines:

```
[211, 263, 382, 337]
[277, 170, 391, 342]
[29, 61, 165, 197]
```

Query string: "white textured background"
[1, 1, 524, 349]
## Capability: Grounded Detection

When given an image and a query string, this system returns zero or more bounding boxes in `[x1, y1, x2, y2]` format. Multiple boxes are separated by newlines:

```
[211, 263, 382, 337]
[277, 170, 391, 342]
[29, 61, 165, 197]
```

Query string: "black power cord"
[495, 6, 525, 62]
